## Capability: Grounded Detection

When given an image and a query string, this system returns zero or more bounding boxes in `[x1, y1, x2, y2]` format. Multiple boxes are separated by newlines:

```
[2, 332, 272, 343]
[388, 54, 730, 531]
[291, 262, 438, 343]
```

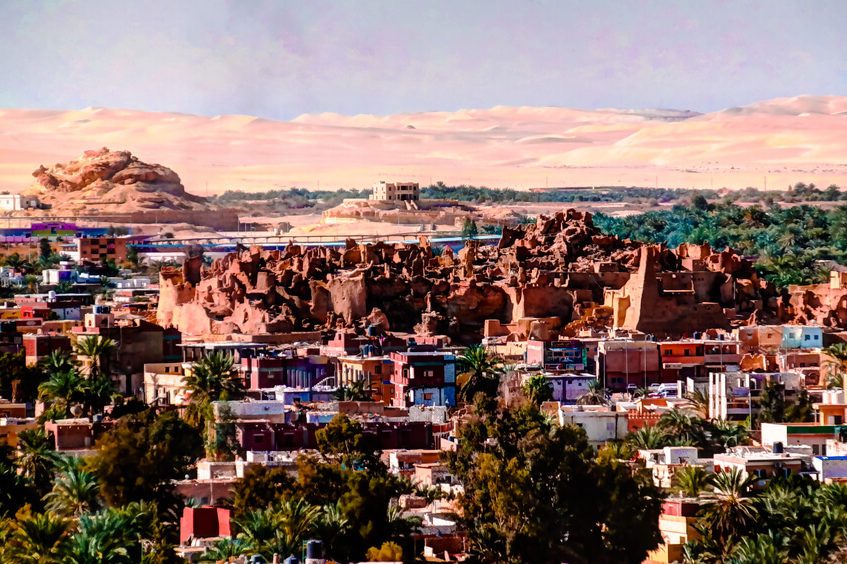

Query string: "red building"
[23, 333, 71, 365]
[235, 420, 434, 452]
[389, 351, 457, 408]
[179, 506, 231, 544]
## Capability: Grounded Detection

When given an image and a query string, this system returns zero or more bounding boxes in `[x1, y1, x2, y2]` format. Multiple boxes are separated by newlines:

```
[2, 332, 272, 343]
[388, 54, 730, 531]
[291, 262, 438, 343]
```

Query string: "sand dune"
[0, 95, 845, 193]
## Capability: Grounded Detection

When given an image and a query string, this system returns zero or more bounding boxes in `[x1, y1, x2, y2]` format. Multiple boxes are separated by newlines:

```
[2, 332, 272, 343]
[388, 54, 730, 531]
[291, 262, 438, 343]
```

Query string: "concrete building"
[557, 406, 629, 446]
[389, 350, 456, 408]
[815, 389, 847, 425]
[338, 354, 394, 404]
[761, 422, 843, 457]
[143, 362, 188, 406]
[813, 455, 847, 483]
[596, 340, 661, 391]
[781, 325, 824, 349]
[23, 333, 71, 365]
[545, 373, 597, 404]
[525, 339, 586, 371]
[77, 237, 129, 264]
[736, 325, 785, 353]
[0, 193, 39, 211]
[370, 181, 420, 202]
[713, 446, 809, 481]
[708, 371, 804, 421]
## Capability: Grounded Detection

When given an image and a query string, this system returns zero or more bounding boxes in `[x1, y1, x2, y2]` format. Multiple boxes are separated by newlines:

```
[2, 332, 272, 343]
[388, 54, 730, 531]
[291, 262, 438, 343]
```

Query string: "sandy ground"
[1, 95, 847, 194]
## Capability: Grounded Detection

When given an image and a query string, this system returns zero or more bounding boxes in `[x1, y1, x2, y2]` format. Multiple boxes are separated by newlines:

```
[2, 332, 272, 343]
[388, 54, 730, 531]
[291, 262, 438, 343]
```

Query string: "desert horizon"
[2, 93, 846, 195]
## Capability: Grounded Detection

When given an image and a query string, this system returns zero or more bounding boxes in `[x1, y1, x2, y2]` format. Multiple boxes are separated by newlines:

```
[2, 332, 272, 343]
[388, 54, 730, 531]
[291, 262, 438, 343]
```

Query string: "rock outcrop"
[157, 209, 780, 341]
[27, 148, 209, 213]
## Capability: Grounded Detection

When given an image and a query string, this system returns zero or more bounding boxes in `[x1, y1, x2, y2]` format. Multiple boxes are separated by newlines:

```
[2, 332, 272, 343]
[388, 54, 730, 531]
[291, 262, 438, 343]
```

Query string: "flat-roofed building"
[370, 181, 420, 202]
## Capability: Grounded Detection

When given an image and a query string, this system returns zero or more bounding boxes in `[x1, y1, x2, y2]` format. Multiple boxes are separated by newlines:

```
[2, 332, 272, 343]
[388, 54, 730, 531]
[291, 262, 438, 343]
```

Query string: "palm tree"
[40, 350, 77, 375]
[316, 501, 350, 561]
[700, 468, 759, 548]
[7, 512, 70, 563]
[685, 388, 710, 418]
[597, 440, 636, 463]
[15, 428, 60, 496]
[823, 343, 847, 388]
[577, 379, 609, 406]
[674, 465, 714, 497]
[202, 537, 253, 562]
[335, 378, 371, 401]
[386, 500, 422, 539]
[38, 369, 85, 417]
[43, 460, 101, 517]
[235, 507, 279, 559]
[79, 375, 114, 418]
[728, 531, 788, 564]
[273, 497, 322, 557]
[457, 345, 502, 403]
[657, 410, 707, 447]
[710, 419, 751, 450]
[626, 425, 669, 450]
[184, 352, 244, 457]
[66, 514, 133, 564]
[523, 374, 553, 405]
[73, 336, 117, 380]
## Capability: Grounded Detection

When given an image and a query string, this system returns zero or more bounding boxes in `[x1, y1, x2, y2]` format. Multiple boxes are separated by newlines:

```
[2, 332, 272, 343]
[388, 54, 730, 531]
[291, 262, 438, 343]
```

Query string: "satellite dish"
[70, 404, 83, 417]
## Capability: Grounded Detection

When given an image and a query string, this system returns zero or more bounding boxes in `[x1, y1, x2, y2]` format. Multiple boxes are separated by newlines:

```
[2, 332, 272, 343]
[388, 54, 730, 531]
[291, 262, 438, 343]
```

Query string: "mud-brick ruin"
[156, 209, 804, 342]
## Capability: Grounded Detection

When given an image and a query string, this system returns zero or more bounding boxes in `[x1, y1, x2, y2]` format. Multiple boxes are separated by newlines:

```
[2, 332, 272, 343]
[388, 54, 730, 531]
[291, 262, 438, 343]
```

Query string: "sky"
[0, 0, 845, 119]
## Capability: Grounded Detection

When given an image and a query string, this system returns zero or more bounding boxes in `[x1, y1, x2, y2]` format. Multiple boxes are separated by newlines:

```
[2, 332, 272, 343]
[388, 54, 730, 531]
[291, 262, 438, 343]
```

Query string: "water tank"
[366, 324, 378, 337]
[92, 304, 111, 314]
[773, 441, 784, 454]
[284, 556, 300, 564]
[47, 290, 57, 302]
[305, 539, 324, 563]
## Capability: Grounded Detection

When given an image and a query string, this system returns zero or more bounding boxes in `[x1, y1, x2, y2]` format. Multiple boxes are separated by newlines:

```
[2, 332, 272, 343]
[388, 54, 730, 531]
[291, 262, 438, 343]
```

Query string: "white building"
[370, 181, 420, 202]
[0, 193, 39, 211]
[557, 406, 629, 446]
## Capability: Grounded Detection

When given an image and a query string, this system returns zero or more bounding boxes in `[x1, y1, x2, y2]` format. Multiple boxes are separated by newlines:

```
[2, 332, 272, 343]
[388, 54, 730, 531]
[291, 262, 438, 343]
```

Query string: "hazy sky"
[1, 0, 845, 119]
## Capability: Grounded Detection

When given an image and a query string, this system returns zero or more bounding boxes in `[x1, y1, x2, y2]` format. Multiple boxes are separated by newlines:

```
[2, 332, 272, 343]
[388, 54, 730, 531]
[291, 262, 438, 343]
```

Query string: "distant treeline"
[594, 200, 847, 287]
[213, 181, 846, 208]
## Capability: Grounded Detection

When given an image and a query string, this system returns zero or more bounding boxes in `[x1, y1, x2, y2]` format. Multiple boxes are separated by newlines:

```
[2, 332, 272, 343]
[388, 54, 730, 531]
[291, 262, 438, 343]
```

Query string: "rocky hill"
[157, 209, 781, 341]
[25, 148, 209, 213]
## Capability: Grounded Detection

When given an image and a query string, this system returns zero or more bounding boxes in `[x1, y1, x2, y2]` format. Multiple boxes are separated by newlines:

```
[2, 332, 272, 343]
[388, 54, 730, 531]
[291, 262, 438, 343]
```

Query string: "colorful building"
[389, 351, 456, 408]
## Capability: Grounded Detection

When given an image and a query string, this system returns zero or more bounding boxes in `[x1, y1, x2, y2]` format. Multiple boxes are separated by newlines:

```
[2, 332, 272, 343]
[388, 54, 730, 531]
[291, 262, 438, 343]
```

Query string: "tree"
[626, 425, 669, 450]
[235, 498, 321, 561]
[203, 537, 253, 562]
[461, 218, 479, 241]
[4, 511, 70, 563]
[74, 335, 117, 381]
[674, 465, 714, 497]
[457, 345, 502, 403]
[786, 388, 814, 423]
[757, 382, 786, 427]
[87, 410, 202, 508]
[16, 428, 59, 498]
[316, 414, 382, 471]
[0, 351, 45, 403]
[38, 369, 86, 419]
[230, 465, 295, 520]
[698, 468, 758, 552]
[183, 352, 243, 459]
[43, 459, 101, 517]
[656, 410, 707, 448]
[522, 374, 553, 405]
[446, 402, 663, 563]
[823, 343, 847, 388]
[183, 351, 242, 426]
[39, 238, 53, 263]
[335, 378, 371, 401]
[0, 445, 38, 518]
[577, 379, 609, 406]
